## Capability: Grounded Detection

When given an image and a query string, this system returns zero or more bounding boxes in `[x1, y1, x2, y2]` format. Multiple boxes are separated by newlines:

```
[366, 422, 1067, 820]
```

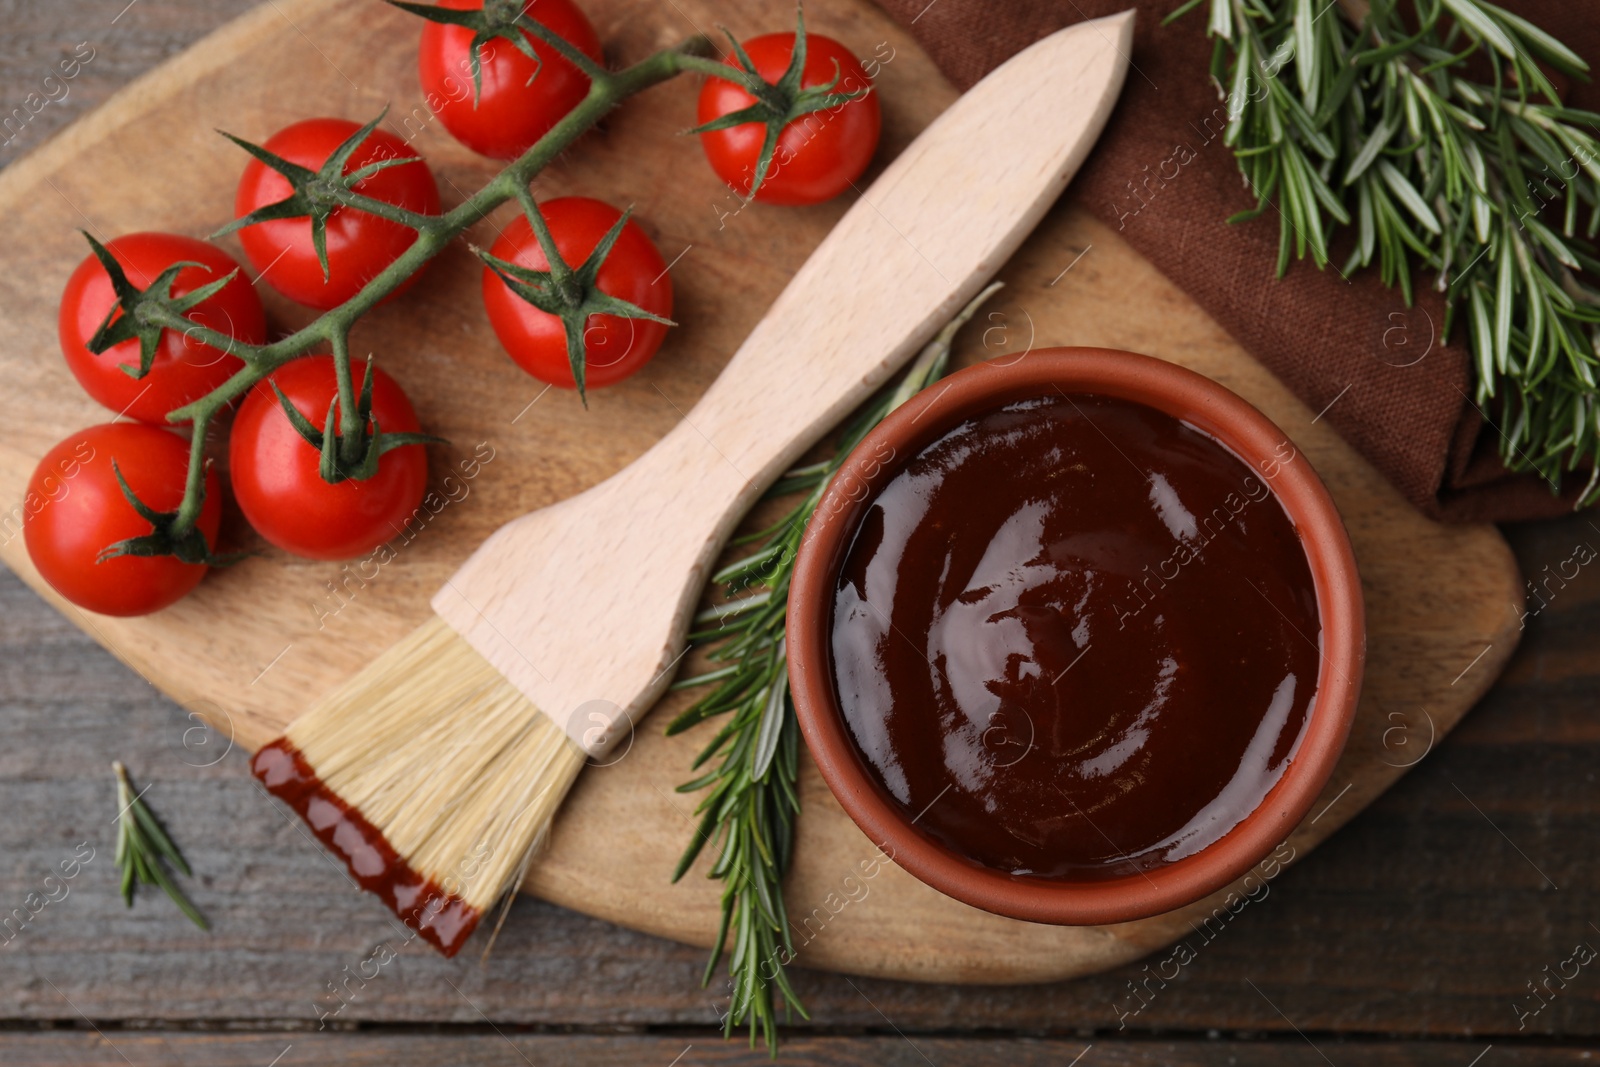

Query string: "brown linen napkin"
[874, 0, 1595, 522]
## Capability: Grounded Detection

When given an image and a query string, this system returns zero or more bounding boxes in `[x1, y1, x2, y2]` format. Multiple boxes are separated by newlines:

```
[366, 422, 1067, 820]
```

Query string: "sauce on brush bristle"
[252, 739, 481, 956]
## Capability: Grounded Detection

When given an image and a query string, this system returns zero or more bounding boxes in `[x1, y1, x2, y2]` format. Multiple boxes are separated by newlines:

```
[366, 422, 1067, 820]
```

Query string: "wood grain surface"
[3, 1031, 1591, 1066]
[438, 12, 1133, 745]
[6, 2, 1600, 1062]
[0, 0, 1523, 992]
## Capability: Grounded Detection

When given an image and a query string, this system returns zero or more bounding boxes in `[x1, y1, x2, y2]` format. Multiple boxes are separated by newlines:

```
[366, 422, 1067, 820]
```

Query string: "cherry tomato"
[697, 32, 881, 205]
[233, 118, 441, 310]
[58, 233, 265, 424]
[230, 356, 429, 561]
[24, 423, 222, 617]
[418, 0, 603, 161]
[481, 196, 672, 390]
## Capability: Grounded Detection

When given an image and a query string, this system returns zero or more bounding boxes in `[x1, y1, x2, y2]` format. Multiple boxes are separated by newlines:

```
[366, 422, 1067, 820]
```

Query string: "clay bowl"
[787, 347, 1364, 925]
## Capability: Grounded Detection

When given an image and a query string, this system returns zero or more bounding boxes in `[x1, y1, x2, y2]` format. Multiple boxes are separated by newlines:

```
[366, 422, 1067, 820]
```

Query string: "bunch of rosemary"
[668, 284, 1000, 1052]
[1173, 0, 1600, 502]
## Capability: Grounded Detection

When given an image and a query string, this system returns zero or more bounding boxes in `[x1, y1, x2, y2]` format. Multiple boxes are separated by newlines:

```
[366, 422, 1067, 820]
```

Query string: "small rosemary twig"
[113, 761, 207, 930]
[668, 282, 1001, 1054]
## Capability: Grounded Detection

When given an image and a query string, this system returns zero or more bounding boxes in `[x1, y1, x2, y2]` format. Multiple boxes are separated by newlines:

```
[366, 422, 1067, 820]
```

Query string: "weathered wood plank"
[0, 0, 260, 163]
[0, 1032, 1563, 1066]
[3, 514, 1599, 1037]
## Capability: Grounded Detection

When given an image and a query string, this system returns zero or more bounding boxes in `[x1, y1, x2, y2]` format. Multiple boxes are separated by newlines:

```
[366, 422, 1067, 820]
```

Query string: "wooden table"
[3, 2, 1598, 1062]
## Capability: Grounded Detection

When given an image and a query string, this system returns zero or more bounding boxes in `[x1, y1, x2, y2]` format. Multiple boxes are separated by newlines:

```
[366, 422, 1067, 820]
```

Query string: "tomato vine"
[87, 27, 732, 547]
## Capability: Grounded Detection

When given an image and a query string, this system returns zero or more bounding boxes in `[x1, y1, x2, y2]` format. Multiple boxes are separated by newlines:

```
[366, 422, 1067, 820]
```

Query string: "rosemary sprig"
[668, 283, 1001, 1053]
[1173, 0, 1600, 503]
[113, 761, 207, 930]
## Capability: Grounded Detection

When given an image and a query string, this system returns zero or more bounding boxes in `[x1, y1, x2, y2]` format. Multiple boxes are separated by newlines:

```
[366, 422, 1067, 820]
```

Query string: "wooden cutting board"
[0, 0, 1522, 984]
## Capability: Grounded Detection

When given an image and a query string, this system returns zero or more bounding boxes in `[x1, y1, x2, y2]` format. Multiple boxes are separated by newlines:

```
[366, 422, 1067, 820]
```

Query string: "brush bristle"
[280, 616, 586, 928]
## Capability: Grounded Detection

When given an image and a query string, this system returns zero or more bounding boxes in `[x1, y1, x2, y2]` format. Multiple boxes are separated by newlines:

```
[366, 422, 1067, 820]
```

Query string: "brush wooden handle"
[435, 11, 1135, 754]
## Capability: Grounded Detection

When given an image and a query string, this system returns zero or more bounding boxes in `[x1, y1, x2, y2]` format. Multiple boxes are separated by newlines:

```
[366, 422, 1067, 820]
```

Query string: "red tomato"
[58, 233, 265, 424]
[697, 32, 881, 205]
[418, 0, 603, 161]
[24, 423, 222, 617]
[481, 196, 672, 391]
[230, 356, 429, 561]
[233, 118, 441, 310]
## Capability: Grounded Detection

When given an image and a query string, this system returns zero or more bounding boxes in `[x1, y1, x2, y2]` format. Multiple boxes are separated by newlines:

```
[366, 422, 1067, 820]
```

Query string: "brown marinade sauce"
[829, 394, 1320, 879]
[252, 740, 480, 955]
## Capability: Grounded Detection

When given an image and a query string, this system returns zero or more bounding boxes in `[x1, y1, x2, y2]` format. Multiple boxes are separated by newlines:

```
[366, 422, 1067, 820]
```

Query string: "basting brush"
[252, 12, 1133, 956]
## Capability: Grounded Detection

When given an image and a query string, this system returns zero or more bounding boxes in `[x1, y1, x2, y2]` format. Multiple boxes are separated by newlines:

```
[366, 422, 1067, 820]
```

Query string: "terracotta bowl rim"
[786, 347, 1366, 926]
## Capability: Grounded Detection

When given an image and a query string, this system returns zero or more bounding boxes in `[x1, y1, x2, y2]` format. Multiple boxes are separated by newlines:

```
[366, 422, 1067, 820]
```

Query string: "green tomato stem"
[330, 330, 360, 468]
[141, 305, 267, 366]
[514, 13, 610, 83]
[171, 413, 212, 536]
